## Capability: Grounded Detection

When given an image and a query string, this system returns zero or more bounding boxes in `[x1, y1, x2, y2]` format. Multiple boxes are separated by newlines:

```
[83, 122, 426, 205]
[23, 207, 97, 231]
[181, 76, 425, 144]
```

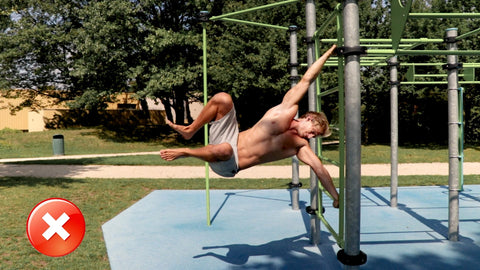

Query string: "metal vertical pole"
[446, 28, 460, 241]
[289, 25, 301, 210]
[336, 4, 346, 247]
[389, 56, 399, 208]
[305, 0, 320, 245]
[337, 0, 367, 268]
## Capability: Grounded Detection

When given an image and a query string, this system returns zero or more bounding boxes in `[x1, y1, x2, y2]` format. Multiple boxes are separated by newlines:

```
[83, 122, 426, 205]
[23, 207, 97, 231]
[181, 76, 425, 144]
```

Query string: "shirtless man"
[160, 45, 339, 208]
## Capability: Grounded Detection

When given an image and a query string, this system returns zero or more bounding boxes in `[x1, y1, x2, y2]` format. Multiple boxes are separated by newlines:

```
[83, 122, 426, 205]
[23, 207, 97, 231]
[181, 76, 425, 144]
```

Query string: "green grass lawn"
[0, 128, 172, 158]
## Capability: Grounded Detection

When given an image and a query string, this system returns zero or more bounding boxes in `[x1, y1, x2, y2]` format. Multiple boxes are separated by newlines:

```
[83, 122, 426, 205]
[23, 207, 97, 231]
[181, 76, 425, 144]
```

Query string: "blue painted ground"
[102, 186, 480, 270]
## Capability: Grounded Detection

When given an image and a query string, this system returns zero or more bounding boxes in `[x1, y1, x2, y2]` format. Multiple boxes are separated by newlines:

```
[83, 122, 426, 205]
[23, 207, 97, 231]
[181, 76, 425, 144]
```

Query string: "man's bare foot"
[160, 149, 187, 161]
[166, 119, 195, 140]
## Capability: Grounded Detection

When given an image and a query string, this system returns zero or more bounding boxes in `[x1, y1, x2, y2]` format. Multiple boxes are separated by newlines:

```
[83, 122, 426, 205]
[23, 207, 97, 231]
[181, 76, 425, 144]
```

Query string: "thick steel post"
[289, 25, 301, 210]
[305, 0, 320, 245]
[337, 1, 366, 269]
[446, 28, 460, 241]
[389, 56, 399, 208]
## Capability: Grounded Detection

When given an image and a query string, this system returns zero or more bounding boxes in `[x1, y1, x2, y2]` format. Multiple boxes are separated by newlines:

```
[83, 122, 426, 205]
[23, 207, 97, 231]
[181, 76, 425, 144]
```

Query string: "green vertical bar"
[314, 37, 324, 216]
[315, 38, 323, 158]
[336, 5, 346, 244]
[409, 13, 480, 19]
[202, 22, 211, 226]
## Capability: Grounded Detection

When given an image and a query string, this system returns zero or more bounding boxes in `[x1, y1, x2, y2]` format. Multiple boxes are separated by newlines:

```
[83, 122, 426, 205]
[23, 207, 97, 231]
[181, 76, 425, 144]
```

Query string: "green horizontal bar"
[403, 63, 480, 67]
[324, 61, 480, 68]
[401, 81, 480, 85]
[409, 13, 480, 19]
[360, 56, 389, 59]
[326, 57, 388, 62]
[415, 74, 447, 77]
[367, 44, 415, 48]
[320, 38, 444, 43]
[401, 63, 446, 66]
[463, 63, 480, 68]
[210, 0, 298, 20]
[416, 73, 466, 76]
[459, 81, 480, 84]
[368, 49, 480, 56]
[217, 17, 289, 30]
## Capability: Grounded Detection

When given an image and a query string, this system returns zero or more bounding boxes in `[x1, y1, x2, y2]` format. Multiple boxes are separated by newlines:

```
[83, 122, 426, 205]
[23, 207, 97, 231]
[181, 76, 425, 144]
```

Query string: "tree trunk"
[139, 99, 150, 120]
[173, 89, 185, 124]
[185, 98, 193, 124]
[160, 98, 173, 123]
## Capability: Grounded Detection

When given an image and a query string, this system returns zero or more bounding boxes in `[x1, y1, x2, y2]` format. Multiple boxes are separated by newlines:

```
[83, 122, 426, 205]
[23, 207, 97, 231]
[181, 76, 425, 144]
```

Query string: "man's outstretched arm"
[296, 144, 339, 208]
[282, 44, 337, 108]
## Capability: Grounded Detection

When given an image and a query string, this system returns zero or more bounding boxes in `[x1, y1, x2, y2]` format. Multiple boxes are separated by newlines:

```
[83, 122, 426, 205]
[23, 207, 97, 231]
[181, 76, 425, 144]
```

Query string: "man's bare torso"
[236, 104, 307, 170]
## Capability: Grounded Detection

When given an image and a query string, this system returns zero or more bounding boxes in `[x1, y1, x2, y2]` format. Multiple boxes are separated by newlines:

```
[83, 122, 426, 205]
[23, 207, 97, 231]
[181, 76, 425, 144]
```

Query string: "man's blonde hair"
[299, 111, 331, 138]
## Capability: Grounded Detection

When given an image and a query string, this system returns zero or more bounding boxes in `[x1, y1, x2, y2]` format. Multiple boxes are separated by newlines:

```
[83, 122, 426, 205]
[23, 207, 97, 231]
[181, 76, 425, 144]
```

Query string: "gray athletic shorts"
[208, 106, 239, 177]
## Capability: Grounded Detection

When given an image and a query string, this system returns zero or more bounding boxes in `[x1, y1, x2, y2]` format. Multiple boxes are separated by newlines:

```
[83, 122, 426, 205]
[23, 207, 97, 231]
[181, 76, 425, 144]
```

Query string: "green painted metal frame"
[203, 1, 350, 246]
[313, 3, 346, 249]
[201, 0, 477, 241]
[312, 1, 480, 248]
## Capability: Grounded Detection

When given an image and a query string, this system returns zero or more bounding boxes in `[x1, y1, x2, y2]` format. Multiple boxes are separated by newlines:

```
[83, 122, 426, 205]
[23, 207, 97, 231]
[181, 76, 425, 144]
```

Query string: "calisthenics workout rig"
[196, 0, 480, 269]
[317, 0, 480, 250]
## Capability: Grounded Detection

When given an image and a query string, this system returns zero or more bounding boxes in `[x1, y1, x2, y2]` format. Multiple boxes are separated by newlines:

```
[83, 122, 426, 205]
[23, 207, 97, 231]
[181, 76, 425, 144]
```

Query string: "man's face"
[298, 118, 323, 139]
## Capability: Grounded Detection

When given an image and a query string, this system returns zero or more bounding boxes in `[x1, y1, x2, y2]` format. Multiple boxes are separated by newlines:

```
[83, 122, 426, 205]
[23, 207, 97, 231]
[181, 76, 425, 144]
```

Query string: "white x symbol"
[42, 212, 70, 241]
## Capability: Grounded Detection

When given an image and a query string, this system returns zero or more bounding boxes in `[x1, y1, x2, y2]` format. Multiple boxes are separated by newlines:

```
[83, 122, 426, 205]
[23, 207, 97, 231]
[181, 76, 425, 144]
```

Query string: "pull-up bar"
[320, 38, 444, 44]
[409, 13, 480, 19]
[368, 49, 480, 56]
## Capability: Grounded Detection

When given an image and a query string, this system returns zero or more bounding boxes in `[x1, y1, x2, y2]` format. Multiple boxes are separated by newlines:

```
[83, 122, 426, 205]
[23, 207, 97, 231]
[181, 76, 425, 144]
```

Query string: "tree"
[0, 0, 83, 111]
[0, 0, 204, 124]
[137, 0, 202, 124]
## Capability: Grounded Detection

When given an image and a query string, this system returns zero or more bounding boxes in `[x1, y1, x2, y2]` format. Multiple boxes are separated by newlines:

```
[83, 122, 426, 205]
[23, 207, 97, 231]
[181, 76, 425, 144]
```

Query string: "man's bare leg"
[167, 92, 234, 140]
[160, 143, 233, 162]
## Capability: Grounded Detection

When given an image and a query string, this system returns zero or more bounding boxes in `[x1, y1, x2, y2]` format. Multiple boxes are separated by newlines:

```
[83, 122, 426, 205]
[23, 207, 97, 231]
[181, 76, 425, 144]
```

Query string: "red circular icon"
[26, 198, 85, 257]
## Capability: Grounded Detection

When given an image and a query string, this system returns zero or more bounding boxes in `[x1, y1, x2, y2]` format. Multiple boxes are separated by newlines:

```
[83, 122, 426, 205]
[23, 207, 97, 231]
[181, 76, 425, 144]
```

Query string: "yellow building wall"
[0, 108, 29, 130]
[1, 91, 200, 132]
[28, 111, 47, 132]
